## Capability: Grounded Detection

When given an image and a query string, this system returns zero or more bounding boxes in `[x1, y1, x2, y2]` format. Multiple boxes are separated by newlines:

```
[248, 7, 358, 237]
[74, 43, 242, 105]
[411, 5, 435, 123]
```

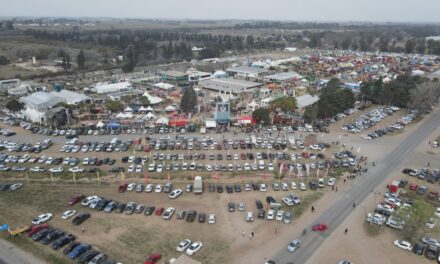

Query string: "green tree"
[105, 100, 124, 113]
[5, 99, 24, 112]
[398, 200, 434, 243]
[405, 39, 416, 53]
[252, 108, 271, 124]
[121, 44, 137, 73]
[303, 104, 318, 123]
[139, 96, 150, 106]
[180, 86, 197, 113]
[270, 96, 297, 112]
[77, 49, 85, 70]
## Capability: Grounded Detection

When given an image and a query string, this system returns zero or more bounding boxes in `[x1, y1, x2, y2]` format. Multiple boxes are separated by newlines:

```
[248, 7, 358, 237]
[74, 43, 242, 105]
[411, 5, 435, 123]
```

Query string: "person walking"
[242, 231, 245, 237]
[353, 202, 356, 208]
[311, 206, 315, 213]
[344, 228, 348, 235]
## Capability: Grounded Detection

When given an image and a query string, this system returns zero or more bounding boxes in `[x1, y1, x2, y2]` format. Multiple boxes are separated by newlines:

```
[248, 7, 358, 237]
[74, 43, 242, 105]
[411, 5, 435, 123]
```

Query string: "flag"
[305, 163, 310, 177]
[298, 167, 303, 177]
[214, 172, 219, 182]
[317, 166, 320, 177]
[240, 174, 243, 183]
[144, 172, 148, 184]
[167, 173, 171, 181]
[279, 163, 284, 176]
[325, 163, 330, 178]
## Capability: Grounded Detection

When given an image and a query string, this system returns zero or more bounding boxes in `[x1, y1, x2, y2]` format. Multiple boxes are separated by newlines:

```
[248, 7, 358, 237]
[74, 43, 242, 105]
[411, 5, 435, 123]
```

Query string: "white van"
[258, 160, 265, 170]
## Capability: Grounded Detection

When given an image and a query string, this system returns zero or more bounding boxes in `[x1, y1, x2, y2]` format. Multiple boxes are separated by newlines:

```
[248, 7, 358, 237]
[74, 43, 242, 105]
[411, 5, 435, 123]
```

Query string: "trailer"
[194, 176, 203, 194]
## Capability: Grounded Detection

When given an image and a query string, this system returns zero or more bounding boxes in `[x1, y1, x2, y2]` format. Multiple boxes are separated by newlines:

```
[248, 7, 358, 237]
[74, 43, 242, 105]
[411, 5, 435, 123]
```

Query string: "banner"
[144, 172, 148, 184]
[167, 173, 171, 181]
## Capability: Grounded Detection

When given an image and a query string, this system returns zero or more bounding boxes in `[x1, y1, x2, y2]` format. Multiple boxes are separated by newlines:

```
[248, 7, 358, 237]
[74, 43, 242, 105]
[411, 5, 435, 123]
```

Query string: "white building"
[92, 81, 132, 94]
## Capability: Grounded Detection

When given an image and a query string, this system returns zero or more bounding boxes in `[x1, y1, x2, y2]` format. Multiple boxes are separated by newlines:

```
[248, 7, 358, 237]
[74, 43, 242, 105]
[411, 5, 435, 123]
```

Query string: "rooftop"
[264, 71, 302, 81]
[225, 66, 268, 75]
[199, 78, 263, 94]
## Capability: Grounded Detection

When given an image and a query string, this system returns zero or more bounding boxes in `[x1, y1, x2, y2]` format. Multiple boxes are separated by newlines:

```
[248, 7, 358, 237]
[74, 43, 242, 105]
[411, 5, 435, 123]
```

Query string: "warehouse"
[199, 78, 263, 96]
[225, 66, 268, 79]
[264, 72, 302, 83]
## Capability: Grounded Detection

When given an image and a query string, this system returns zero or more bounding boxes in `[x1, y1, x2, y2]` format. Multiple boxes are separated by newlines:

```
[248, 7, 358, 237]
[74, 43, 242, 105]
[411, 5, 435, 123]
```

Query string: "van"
[246, 212, 254, 222]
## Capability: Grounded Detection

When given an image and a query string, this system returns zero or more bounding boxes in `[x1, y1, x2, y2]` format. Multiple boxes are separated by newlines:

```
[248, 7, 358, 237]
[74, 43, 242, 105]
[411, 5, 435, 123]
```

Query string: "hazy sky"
[2, 0, 440, 23]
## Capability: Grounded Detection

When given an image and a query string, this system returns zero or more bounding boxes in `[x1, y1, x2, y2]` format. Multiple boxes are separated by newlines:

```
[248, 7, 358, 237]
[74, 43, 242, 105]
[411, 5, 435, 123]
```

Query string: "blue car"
[68, 243, 91, 259]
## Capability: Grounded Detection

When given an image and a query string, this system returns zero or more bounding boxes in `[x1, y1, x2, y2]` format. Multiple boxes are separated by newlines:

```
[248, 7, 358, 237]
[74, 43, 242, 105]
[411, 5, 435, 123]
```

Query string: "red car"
[68, 194, 85, 206]
[240, 153, 247, 160]
[155, 207, 164, 216]
[119, 183, 128, 193]
[144, 253, 161, 264]
[409, 183, 418, 191]
[312, 223, 328, 232]
[26, 223, 48, 237]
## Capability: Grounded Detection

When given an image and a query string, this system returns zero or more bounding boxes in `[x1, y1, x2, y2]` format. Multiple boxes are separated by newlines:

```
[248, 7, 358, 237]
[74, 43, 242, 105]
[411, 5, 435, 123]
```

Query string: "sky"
[1, 0, 440, 23]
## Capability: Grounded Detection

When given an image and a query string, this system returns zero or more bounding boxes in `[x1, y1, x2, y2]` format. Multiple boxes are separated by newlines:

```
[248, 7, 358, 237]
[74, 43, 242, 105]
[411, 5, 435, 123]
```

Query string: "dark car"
[198, 213, 206, 223]
[96, 199, 110, 211]
[32, 228, 55, 241]
[226, 185, 233, 194]
[52, 234, 75, 250]
[266, 196, 276, 204]
[41, 229, 64, 245]
[208, 184, 215, 192]
[425, 245, 438, 260]
[216, 184, 223, 193]
[256, 200, 263, 210]
[413, 242, 426, 255]
[258, 209, 265, 219]
[186, 210, 197, 222]
[228, 202, 235, 212]
[63, 241, 80, 255]
[234, 184, 241, 192]
[144, 206, 155, 216]
[69, 194, 85, 206]
[309, 181, 318, 190]
[119, 183, 128, 193]
[117, 203, 126, 213]
[78, 250, 100, 263]
[68, 243, 91, 260]
[72, 213, 90, 225]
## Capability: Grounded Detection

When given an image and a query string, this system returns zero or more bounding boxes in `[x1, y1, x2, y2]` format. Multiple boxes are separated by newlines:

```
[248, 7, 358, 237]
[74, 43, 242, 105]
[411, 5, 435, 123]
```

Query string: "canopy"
[156, 117, 169, 125]
[205, 120, 217, 128]
[169, 119, 187, 127]
[146, 106, 154, 111]
[239, 116, 255, 125]
[124, 106, 133, 112]
[165, 105, 178, 112]
[143, 91, 163, 105]
[116, 112, 133, 119]
[138, 106, 148, 112]
[96, 121, 105, 128]
[107, 122, 120, 129]
[145, 112, 156, 120]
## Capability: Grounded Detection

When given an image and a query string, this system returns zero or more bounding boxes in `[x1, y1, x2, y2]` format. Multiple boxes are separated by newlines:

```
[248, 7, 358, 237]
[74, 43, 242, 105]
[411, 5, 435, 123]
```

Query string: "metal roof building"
[225, 66, 268, 78]
[264, 72, 301, 83]
[199, 79, 263, 95]
[296, 94, 320, 111]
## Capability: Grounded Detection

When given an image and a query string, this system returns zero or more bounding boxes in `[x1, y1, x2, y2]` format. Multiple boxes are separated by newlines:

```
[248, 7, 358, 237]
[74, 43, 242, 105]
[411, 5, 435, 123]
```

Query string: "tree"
[6, 99, 24, 112]
[105, 100, 124, 113]
[408, 81, 440, 114]
[62, 54, 71, 70]
[341, 38, 351, 50]
[4, 20, 14, 30]
[77, 50, 85, 70]
[270, 97, 297, 112]
[138, 96, 150, 106]
[252, 108, 271, 124]
[303, 104, 318, 123]
[398, 199, 434, 243]
[405, 39, 416, 53]
[180, 86, 197, 113]
[121, 44, 137, 72]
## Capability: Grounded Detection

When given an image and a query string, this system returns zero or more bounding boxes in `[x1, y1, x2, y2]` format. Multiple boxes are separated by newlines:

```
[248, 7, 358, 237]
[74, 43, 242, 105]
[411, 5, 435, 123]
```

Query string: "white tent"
[116, 112, 133, 119]
[205, 120, 217, 128]
[146, 106, 154, 112]
[165, 105, 178, 112]
[247, 100, 259, 111]
[156, 117, 169, 125]
[96, 121, 105, 128]
[142, 91, 163, 105]
[138, 106, 148, 112]
[153, 82, 175, 90]
[124, 106, 133, 112]
[145, 112, 156, 120]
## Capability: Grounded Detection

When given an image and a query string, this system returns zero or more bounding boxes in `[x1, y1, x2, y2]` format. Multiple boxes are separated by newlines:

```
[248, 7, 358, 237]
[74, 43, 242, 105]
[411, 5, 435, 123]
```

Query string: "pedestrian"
[353, 202, 356, 208]
[343, 179, 346, 183]
[311, 206, 315, 213]
[251, 232, 254, 237]
[344, 228, 348, 235]
[372, 161, 375, 167]
[81, 228, 85, 233]
[242, 231, 245, 237]
[332, 186, 334, 191]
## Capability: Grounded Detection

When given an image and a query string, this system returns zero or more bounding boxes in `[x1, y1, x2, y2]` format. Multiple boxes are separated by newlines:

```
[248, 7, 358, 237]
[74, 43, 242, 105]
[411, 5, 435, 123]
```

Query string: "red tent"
[169, 119, 187, 127]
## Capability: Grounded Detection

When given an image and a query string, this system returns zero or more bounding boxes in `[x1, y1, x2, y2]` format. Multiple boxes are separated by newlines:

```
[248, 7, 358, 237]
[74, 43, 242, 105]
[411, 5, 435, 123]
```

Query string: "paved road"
[272, 109, 440, 264]
[0, 239, 45, 264]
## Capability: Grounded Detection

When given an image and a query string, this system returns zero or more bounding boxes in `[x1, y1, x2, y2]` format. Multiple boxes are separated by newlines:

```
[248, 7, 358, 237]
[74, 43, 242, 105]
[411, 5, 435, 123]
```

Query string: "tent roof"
[143, 91, 163, 105]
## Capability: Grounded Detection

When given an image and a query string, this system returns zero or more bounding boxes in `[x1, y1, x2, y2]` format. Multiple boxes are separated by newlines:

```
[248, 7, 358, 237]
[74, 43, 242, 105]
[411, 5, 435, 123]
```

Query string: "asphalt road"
[271, 109, 440, 264]
[0, 239, 45, 264]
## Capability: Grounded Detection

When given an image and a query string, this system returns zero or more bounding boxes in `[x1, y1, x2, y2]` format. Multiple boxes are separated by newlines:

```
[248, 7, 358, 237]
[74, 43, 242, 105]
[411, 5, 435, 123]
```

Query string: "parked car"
[72, 213, 90, 225]
[144, 253, 161, 264]
[68, 243, 91, 260]
[394, 240, 412, 251]
[287, 239, 301, 252]
[32, 213, 53, 225]
[52, 233, 75, 250]
[61, 210, 77, 220]
[177, 239, 191, 252]
[186, 241, 203, 256]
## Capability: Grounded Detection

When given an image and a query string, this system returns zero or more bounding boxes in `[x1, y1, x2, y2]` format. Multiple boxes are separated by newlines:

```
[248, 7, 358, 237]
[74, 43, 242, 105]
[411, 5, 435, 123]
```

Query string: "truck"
[194, 176, 203, 194]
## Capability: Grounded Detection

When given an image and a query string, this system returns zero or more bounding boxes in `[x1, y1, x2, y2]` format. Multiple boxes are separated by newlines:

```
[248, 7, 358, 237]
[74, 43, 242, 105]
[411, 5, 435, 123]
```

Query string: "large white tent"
[142, 91, 163, 105]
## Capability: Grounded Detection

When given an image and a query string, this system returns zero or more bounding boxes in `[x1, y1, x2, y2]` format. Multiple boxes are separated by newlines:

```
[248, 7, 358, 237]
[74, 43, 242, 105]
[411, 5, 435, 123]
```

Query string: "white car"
[244, 184, 251, 191]
[68, 167, 84, 173]
[259, 183, 267, 192]
[327, 177, 336, 186]
[290, 182, 297, 189]
[186, 241, 203, 256]
[169, 189, 183, 199]
[30, 166, 45, 172]
[276, 210, 284, 221]
[427, 218, 437, 229]
[156, 164, 163, 173]
[267, 209, 275, 220]
[299, 182, 307, 191]
[162, 207, 175, 220]
[246, 211, 254, 222]
[135, 165, 142, 173]
[61, 210, 77, 220]
[49, 167, 64, 173]
[148, 164, 155, 172]
[268, 163, 274, 171]
[283, 197, 294, 206]
[155, 184, 163, 193]
[32, 213, 53, 225]
[393, 240, 412, 251]
[127, 183, 136, 191]
[9, 183, 23, 191]
[145, 184, 153, 193]
[208, 213, 216, 224]
[127, 165, 135, 173]
[177, 239, 191, 252]
[435, 207, 440, 218]
[317, 178, 325, 188]
[244, 163, 251, 171]
[281, 183, 289, 191]
[81, 195, 98, 206]
[287, 239, 301, 252]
